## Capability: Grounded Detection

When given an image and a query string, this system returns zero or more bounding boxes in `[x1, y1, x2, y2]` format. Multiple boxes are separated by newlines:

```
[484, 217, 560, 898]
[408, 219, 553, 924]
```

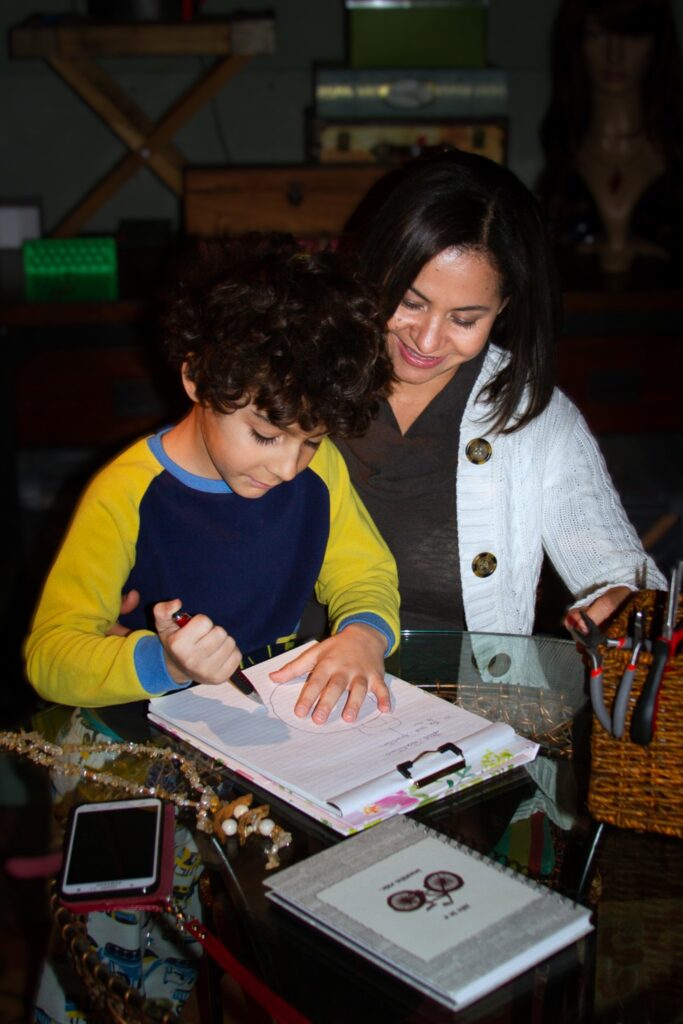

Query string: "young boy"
[24, 234, 399, 726]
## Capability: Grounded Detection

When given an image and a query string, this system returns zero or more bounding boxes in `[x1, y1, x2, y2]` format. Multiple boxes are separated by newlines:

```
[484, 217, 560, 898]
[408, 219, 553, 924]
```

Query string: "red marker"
[172, 610, 193, 628]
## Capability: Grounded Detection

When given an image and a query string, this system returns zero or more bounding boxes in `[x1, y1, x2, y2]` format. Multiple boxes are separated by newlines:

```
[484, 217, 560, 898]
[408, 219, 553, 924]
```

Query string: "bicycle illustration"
[386, 871, 464, 912]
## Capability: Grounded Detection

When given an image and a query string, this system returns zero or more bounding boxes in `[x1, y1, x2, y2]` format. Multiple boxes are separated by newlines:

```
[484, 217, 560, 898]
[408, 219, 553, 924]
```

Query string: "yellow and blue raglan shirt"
[24, 429, 399, 707]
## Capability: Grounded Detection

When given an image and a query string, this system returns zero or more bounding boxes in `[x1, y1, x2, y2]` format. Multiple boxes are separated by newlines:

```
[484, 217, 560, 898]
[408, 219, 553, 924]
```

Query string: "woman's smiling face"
[386, 247, 507, 391]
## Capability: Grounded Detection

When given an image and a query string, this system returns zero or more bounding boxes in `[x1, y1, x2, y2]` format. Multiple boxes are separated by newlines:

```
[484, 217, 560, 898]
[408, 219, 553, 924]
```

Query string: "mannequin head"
[538, 1, 683, 284]
[544, 0, 681, 152]
[582, 15, 655, 97]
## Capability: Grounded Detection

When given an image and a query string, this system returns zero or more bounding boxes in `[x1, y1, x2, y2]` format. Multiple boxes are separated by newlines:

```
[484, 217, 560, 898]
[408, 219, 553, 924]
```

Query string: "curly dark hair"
[159, 234, 394, 437]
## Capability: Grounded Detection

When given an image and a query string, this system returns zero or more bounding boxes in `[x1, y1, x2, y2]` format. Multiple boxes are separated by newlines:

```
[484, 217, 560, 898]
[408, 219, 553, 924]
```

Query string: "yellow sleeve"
[23, 439, 166, 707]
[310, 439, 400, 654]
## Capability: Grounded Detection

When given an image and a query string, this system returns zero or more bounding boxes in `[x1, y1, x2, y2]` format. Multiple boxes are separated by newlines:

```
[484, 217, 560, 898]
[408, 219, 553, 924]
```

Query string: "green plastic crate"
[23, 237, 118, 302]
[347, 0, 488, 69]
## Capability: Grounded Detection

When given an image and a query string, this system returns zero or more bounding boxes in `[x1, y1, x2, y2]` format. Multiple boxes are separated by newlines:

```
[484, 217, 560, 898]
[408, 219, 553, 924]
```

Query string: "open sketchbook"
[148, 641, 539, 835]
[266, 815, 593, 1012]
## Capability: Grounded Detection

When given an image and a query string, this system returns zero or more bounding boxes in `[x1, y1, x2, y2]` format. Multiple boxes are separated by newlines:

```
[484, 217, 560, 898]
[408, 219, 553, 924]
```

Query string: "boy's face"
[189, 400, 327, 499]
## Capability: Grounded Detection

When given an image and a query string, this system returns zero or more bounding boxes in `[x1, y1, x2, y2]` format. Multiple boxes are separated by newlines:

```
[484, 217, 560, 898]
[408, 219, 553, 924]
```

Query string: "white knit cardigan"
[457, 344, 665, 635]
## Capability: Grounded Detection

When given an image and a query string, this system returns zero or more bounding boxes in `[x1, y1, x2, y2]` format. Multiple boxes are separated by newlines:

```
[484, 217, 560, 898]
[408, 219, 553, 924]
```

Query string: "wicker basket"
[593, 827, 683, 1017]
[588, 589, 683, 838]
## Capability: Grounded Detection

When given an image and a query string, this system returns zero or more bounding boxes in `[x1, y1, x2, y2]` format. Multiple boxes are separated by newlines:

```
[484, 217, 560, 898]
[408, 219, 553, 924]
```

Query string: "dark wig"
[160, 233, 393, 438]
[359, 149, 561, 434]
[539, 0, 683, 180]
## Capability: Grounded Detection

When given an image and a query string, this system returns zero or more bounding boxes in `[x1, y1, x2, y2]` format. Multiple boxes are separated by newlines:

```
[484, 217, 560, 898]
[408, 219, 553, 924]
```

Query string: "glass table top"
[8, 629, 683, 1023]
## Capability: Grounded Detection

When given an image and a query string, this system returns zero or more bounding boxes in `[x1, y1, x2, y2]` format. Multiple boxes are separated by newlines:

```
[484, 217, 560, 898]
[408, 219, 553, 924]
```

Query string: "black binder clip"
[396, 742, 465, 789]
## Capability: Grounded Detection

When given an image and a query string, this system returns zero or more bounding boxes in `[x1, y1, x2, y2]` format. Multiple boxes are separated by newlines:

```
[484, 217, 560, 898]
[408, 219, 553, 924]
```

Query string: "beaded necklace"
[0, 730, 292, 868]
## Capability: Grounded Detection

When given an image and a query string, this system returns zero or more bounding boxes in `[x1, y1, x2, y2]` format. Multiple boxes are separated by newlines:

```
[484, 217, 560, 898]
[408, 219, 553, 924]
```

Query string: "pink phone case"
[59, 802, 176, 913]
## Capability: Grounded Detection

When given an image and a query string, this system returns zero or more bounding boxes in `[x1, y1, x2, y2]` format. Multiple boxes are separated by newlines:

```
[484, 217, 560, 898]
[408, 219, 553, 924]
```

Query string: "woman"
[537, 0, 683, 285]
[334, 148, 664, 637]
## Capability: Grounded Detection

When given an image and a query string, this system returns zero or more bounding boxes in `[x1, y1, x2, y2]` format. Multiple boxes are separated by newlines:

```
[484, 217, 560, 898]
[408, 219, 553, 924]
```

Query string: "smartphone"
[59, 797, 166, 904]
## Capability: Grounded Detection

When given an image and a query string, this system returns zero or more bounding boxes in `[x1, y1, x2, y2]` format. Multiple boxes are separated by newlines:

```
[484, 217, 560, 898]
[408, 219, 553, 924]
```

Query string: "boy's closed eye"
[249, 411, 328, 450]
[250, 428, 324, 450]
[250, 429, 280, 446]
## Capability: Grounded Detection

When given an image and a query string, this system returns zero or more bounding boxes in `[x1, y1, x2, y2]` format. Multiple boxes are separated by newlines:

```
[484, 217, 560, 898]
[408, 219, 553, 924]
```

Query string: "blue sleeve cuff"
[335, 614, 396, 657]
[134, 634, 192, 695]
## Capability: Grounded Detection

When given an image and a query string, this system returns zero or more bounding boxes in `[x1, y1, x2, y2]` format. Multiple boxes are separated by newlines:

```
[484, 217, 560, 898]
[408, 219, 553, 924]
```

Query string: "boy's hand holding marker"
[164, 603, 390, 725]
[155, 599, 242, 687]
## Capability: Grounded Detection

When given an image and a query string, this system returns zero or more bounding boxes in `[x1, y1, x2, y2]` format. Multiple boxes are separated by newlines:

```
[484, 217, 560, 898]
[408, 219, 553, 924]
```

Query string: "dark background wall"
[6, 0, 683, 235]
[1, 0, 682, 720]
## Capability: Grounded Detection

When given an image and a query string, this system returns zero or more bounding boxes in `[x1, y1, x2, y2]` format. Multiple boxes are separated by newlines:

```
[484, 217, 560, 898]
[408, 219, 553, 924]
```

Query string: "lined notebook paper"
[149, 642, 539, 834]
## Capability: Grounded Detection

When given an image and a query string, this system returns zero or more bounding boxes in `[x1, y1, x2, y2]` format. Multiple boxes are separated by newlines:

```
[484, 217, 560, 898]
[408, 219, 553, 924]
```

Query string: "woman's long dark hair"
[359, 149, 561, 434]
[539, 0, 683, 190]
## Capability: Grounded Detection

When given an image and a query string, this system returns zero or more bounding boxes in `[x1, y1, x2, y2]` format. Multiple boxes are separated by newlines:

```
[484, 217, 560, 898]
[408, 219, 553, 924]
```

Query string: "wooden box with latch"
[183, 165, 391, 240]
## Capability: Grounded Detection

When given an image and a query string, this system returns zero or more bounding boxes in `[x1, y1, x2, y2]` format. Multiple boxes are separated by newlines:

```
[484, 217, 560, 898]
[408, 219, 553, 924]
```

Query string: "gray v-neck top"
[335, 349, 486, 630]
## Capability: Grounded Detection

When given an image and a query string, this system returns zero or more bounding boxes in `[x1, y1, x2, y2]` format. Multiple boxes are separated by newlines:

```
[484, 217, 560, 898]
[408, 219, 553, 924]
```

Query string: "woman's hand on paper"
[564, 585, 631, 634]
[153, 599, 242, 687]
[269, 623, 391, 725]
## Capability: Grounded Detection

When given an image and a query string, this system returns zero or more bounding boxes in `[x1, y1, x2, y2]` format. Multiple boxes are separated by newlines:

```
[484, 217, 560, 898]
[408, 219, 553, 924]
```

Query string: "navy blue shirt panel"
[120, 466, 330, 654]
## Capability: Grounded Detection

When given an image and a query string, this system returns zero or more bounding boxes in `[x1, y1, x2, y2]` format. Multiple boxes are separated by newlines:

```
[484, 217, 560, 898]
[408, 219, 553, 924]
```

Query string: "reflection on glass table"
[8, 630, 683, 1023]
[390, 630, 587, 760]
[192, 628, 591, 1023]
[9, 626, 598, 1024]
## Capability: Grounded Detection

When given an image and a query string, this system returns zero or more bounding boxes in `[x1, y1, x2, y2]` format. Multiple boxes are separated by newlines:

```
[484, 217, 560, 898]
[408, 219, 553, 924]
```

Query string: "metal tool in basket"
[567, 612, 631, 735]
[611, 608, 645, 739]
[630, 560, 683, 746]
[572, 561, 683, 741]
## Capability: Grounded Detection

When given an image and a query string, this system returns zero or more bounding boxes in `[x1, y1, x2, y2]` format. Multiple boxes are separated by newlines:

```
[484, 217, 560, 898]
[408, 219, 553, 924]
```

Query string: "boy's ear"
[181, 361, 199, 404]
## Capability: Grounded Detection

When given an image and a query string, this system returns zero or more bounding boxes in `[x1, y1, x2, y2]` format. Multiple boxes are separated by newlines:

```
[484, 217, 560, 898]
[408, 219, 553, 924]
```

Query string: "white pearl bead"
[232, 803, 249, 819]
[221, 818, 238, 836]
[258, 818, 275, 836]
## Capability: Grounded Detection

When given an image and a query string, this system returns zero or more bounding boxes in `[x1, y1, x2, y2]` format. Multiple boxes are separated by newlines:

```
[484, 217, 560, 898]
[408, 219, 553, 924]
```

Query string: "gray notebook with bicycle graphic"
[265, 815, 593, 1012]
